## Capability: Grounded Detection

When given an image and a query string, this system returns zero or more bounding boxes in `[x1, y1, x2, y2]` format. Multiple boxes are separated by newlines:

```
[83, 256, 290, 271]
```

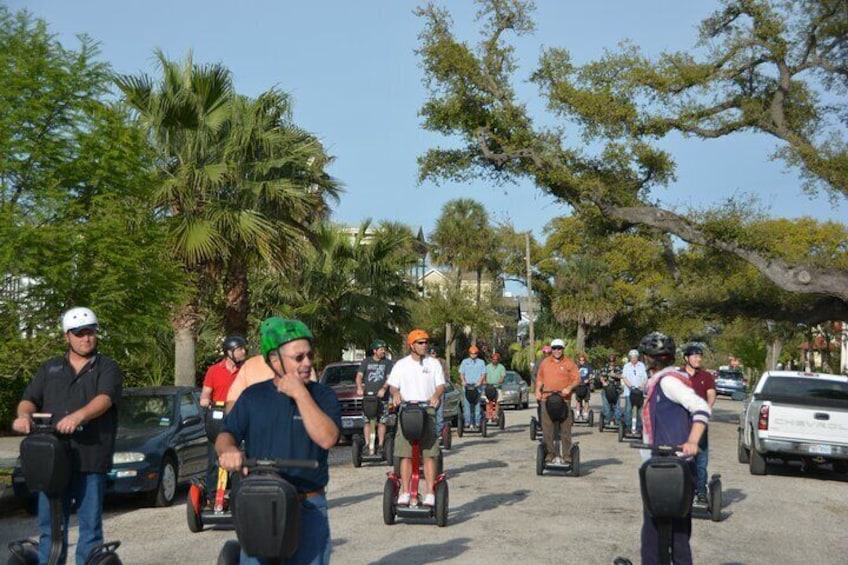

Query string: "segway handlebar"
[243, 458, 319, 471]
[630, 443, 697, 456]
[29, 413, 84, 433]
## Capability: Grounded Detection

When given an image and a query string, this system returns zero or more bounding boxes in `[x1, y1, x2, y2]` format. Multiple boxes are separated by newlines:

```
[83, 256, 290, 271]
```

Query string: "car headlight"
[112, 452, 146, 464]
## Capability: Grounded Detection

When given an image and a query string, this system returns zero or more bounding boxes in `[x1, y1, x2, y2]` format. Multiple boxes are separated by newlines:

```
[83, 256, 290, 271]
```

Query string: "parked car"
[738, 370, 848, 475]
[499, 370, 530, 409]
[13, 386, 208, 508]
[715, 366, 747, 397]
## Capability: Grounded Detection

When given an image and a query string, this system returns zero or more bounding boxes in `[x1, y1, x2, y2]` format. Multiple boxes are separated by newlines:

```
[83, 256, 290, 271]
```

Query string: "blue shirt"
[223, 380, 341, 493]
[621, 361, 648, 397]
[459, 357, 486, 385]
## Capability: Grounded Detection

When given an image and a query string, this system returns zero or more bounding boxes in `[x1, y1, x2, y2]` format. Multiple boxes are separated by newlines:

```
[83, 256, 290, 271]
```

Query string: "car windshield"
[761, 377, 848, 400]
[504, 372, 522, 385]
[321, 365, 358, 386]
[118, 395, 173, 429]
[717, 371, 745, 381]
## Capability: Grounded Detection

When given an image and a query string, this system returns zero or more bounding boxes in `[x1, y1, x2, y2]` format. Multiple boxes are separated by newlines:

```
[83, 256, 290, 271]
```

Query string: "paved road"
[1, 396, 846, 564]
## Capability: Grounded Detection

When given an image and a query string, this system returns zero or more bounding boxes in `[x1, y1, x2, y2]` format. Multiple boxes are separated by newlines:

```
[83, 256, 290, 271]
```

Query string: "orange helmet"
[407, 329, 429, 346]
[468, 345, 479, 354]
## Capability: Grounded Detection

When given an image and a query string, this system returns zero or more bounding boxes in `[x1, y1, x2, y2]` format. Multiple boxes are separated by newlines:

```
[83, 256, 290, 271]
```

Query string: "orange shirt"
[226, 354, 274, 405]
[536, 355, 580, 399]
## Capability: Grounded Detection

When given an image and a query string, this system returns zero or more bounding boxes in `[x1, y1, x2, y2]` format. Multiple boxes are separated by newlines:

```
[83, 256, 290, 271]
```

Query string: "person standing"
[12, 307, 123, 565]
[621, 349, 648, 434]
[428, 346, 450, 438]
[575, 353, 594, 418]
[459, 345, 486, 430]
[355, 339, 394, 455]
[386, 330, 446, 506]
[199, 335, 247, 507]
[639, 332, 711, 565]
[534, 339, 580, 464]
[217, 317, 341, 565]
[681, 344, 716, 504]
[599, 354, 622, 425]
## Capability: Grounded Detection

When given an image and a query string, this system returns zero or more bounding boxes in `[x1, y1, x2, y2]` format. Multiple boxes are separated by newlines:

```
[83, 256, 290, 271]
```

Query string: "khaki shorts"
[393, 405, 440, 458]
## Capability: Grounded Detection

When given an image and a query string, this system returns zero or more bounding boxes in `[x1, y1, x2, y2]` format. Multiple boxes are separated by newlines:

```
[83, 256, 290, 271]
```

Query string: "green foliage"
[0, 376, 29, 431]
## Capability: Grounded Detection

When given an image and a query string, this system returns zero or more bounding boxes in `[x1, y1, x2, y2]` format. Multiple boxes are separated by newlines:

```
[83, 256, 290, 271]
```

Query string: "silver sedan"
[499, 370, 530, 409]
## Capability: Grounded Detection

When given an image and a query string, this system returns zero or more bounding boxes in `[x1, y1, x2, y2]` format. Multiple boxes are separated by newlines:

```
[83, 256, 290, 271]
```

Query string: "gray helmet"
[683, 344, 703, 357]
[638, 331, 676, 357]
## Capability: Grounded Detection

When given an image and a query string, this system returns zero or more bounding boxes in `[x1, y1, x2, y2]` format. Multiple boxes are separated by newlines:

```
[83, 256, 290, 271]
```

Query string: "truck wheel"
[749, 438, 767, 475]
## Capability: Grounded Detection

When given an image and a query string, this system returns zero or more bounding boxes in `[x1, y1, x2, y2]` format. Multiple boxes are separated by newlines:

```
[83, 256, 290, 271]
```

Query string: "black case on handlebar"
[204, 404, 226, 443]
[232, 470, 301, 560]
[630, 388, 644, 409]
[575, 384, 589, 401]
[484, 385, 498, 402]
[20, 434, 71, 496]
[362, 395, 381, 421]
[464, 386, 480, 405]
[400, 404, 427, 442]
[638, 457, 693, 519]
[544, 394, 569, 422]
[604, 384, 620, 404]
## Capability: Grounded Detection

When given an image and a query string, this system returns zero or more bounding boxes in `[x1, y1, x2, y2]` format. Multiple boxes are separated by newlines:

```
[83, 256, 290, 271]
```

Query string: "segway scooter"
[216, 457, 320, 564]
[535, 392, 580, 477]
[187, 402, 234, 532]
[481, 384, 506, 432]
[8, 414, 122, 565]
[618, 388, 644, 442]
[572, 383, 594, 427]
[383, 402, 449, 527]
[598, 383, 621, 433]
[352, 392, 393, 467]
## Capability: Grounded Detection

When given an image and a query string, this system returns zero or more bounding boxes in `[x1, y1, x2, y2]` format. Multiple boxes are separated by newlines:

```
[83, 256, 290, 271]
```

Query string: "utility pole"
[525, 231, 534, 348]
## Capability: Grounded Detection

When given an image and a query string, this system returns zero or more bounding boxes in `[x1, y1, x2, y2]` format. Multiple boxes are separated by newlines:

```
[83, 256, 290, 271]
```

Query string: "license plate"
[809, 444, 832, 455]
[342, 419, 354, 429]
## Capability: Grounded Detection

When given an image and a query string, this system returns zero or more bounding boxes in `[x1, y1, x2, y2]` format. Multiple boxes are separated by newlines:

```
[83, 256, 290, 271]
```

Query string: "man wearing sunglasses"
[386, 329, 446, 507]
[534, 338, 579, 464]
[13, 307, 123, 565]
[217, 317, 341, 565]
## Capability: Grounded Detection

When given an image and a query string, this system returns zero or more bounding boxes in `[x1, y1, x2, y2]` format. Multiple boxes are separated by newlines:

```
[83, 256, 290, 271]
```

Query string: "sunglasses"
[282, 351, 315, 363]
[413, 340, 428, 345]
[70, 327, 97, 337]
[551, 346, 564, 350]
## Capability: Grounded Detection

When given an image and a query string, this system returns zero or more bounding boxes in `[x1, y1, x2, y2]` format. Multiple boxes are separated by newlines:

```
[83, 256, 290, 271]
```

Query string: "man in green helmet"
[216, 317, 341, 565]
[355, 339, 394, 455]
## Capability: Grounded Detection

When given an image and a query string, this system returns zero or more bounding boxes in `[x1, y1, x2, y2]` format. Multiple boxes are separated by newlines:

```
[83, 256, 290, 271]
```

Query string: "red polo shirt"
[687, 368, 715, 401]
[203, 359, 239, 402]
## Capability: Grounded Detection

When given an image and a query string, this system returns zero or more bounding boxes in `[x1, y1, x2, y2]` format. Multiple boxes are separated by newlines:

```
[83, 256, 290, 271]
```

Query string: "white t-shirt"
[386, 355, 446, 402]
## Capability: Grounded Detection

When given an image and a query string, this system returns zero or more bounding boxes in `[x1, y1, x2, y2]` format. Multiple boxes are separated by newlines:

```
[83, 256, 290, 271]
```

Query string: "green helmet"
[370, 339, 387, 351]
[260, 317, 313, 360]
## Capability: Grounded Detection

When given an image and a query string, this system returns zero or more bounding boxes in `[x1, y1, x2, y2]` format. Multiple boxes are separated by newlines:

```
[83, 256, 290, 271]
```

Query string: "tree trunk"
[172, 302, 198, 386]
[576, 322, 587, 352]
[224, 264, 249, 337]
[445, 323, 453, 373]
[769, 337, 784, 370]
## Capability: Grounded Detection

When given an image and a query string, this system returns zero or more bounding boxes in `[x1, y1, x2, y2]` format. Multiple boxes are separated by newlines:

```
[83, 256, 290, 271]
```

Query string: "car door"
[175, 391, 208, 481]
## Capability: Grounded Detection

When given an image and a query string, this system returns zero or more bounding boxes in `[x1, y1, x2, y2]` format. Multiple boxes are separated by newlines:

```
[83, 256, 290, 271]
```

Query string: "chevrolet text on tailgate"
[738, 370, 848, 476]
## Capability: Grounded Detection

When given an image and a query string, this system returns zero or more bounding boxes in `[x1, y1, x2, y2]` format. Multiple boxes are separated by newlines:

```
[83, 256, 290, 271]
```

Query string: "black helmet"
[370, 339, 387, 351]
[223, 335, 247, 354]
[638, 331, 676, 357]
[428, 345, 439, 355]
[683, 344, 703, 357]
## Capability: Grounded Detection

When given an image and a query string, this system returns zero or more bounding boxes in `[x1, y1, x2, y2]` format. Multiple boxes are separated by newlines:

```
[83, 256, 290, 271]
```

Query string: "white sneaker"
[397, 492, 411, 505]
[422, 493, 436, 506]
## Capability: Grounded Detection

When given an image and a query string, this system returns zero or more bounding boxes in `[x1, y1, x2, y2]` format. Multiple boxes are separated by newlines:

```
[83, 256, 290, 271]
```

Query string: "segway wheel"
[570, 444, 580, 477]
[457, 412, 464, 438]
[617, 423, 625, 443]
[383, 433, 395, 464]
[435, 480, 449, 527]
[536, 443, 546, 476]
[480, 419, 488, 438]
[351, 435, 363, 468]
[441, 424, 452, 451]
[7, 540, 39, 565]
[216, 540, 241, 565]
[709, 478, 722, 522]
[382, 479, 397, 525]
[587, 410, 594, 428]
[186, 488, 203, 533]
[598, 413, 605, 433]
[498, 409, 505, 430]
[530, 417, 537, 441]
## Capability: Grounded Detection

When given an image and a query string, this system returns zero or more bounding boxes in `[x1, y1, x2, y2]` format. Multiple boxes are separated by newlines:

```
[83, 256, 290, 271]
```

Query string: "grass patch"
[0, 466, 12, 487]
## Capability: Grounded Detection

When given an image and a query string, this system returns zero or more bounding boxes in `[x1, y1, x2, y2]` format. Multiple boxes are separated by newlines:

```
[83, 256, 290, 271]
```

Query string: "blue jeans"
[435, 401, 444, 433]
[462, 387, 482, 426]
[239, 494, 330, 565]
[623, 396, 643, 432]
[38, 472, 106, 565]
[601, 393, 621, 423]
[695, 431, 709, 496]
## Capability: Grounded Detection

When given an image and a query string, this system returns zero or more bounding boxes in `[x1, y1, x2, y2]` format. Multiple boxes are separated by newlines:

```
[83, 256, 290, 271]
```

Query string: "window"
[180, 392, 200, 420]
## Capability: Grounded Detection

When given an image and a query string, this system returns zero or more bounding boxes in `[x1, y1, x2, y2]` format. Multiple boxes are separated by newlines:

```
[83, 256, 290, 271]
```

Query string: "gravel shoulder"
[1, 396, 845, 564]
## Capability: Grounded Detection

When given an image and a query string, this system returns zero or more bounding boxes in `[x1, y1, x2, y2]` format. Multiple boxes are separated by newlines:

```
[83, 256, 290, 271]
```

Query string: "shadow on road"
[369, 537, 471, 565]
[448, 489, 530, 525]
[721, 487, 747, 508]
[448, 459, 508, 478]
[578, 457, 623, 476]
[328, 491, 381, 509]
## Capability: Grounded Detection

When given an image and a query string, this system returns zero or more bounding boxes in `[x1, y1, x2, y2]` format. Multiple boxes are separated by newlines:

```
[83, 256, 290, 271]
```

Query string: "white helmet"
[628, 349, 639, 358]
[62, 307, 99, 333]
[550, 338, 565, 348]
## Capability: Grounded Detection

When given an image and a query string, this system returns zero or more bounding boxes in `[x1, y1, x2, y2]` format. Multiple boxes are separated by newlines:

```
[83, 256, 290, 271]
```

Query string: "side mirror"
[181, 415, 203, 427]
[731, 391, 746, 401]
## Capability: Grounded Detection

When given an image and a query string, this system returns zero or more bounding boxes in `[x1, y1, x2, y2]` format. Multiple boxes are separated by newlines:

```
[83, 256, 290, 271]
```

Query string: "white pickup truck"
[738, 370, 848, 475]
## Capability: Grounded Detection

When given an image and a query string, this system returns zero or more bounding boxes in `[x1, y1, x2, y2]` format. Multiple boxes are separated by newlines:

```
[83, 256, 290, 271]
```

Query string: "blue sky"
[12, 0, 846, 244]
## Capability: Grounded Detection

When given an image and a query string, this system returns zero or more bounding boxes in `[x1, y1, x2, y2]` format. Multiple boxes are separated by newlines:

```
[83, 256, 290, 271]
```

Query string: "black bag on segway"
[232, 471, 301, 560]
[400, 404, 428, 442]
[464, 386, 480, 405]
[484, 384, 498, 403]
[362, 395, 381, 421]
[639, 457, 693, 519]
[85, 542, 123, 564]
[205, 403, 227, 443]
[630, 388, 644, 409]
[604, 383, 619, 404]
[20, 433, 71, 496]
[575, 384, 589, 401]
[544, 394, 569, 423]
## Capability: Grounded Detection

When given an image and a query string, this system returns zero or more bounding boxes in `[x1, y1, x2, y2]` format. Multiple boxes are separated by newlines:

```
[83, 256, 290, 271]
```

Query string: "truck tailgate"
[767, 403, 848, 446]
